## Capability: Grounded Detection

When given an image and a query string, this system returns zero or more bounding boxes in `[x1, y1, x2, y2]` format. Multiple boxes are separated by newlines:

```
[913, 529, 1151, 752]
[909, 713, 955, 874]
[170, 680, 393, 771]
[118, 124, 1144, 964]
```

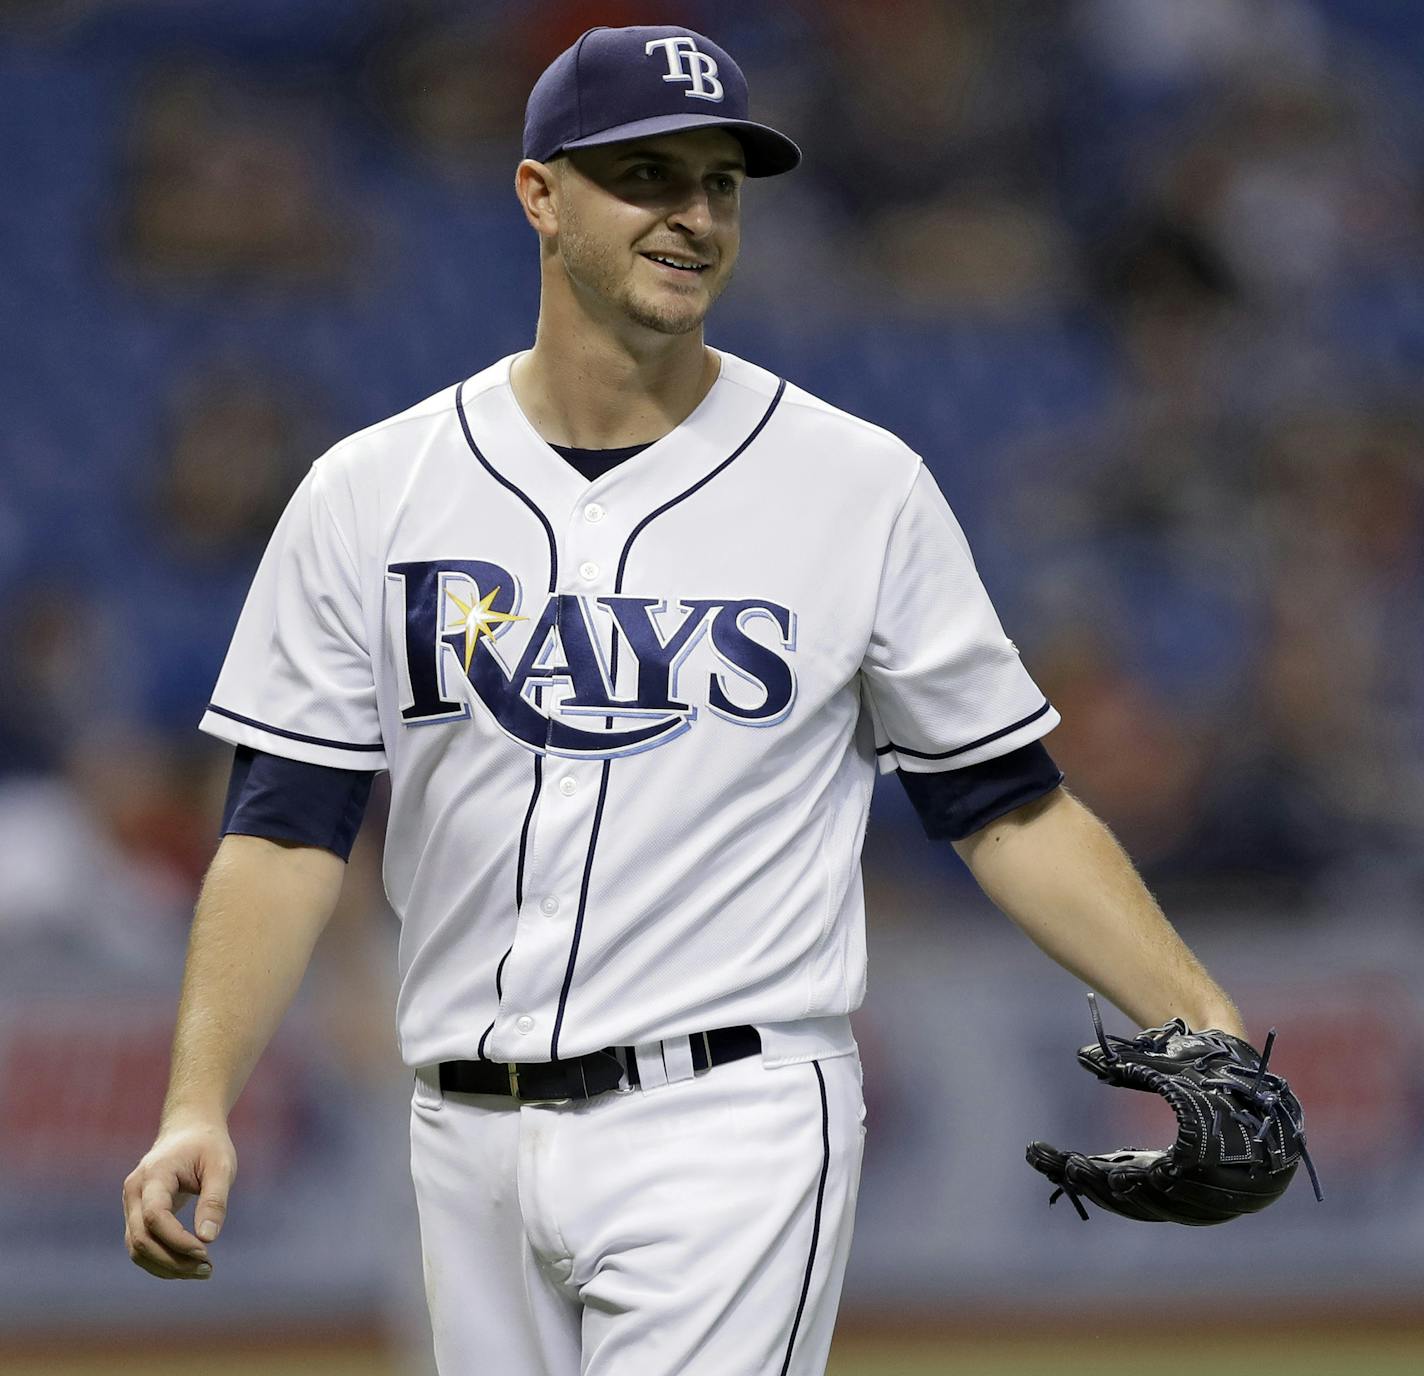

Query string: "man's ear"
[515, 158, 561, 240]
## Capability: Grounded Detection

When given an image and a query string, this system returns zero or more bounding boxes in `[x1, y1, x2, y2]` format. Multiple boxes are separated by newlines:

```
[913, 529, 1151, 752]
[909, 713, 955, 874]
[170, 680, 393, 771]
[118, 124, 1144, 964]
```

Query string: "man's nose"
[668, 188, 714, 237]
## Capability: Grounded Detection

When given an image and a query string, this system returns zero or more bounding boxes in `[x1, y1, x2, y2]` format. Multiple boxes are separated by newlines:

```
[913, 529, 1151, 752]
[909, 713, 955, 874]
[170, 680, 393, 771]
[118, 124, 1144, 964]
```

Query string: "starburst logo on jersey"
[387, 559, 796, 758]
[444, 582, 526, 671]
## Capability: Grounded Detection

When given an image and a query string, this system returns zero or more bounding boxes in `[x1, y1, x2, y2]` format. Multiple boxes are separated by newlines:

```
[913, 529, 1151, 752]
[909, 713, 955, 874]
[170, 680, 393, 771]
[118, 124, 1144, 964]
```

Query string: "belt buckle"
[612, 1046, 636, 1094]
[507, 1060, 575, 1105]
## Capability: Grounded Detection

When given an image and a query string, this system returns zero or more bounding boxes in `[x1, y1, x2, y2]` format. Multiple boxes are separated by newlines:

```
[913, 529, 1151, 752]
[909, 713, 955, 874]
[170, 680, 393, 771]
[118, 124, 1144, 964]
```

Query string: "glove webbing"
[1048, 993, 1324, 1221]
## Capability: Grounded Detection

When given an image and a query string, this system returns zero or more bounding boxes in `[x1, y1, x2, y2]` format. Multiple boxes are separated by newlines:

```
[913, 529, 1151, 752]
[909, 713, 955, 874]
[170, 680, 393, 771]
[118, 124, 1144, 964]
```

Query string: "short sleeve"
[199, 461, 388, 770]
[861, 463, 1059, 775]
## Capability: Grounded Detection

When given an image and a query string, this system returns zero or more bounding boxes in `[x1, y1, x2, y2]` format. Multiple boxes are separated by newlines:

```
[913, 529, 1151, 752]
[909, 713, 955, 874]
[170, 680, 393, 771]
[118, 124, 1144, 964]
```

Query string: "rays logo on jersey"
[388, 560, 796, 759]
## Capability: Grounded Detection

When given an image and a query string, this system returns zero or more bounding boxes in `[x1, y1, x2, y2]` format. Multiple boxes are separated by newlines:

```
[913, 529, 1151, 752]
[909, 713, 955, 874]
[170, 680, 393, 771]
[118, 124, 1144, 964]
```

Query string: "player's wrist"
[158, 1099, 230, 1134]
[1190, 1007, 1249, 1042]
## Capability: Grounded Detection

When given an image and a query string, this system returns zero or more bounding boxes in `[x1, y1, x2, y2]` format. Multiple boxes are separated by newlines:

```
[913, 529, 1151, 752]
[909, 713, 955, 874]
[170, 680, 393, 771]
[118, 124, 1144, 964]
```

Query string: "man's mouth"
[641, 252, 710, 275]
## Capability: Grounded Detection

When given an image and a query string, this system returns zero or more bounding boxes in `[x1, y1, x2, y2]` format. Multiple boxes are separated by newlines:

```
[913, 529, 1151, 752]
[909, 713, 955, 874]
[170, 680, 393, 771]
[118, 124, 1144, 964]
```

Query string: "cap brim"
[556, 112, 801, 177]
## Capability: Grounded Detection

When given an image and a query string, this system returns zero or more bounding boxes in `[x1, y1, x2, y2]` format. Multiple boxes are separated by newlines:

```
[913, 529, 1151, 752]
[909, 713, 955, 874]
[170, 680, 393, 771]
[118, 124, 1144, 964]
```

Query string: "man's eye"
[713, 176, 739, 195]
[632, 164, 664, 181]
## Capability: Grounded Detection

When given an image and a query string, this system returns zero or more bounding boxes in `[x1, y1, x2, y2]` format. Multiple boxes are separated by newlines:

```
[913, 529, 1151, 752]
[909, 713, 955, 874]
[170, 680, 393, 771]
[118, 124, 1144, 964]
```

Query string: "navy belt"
[439, 1025, 760, 1102]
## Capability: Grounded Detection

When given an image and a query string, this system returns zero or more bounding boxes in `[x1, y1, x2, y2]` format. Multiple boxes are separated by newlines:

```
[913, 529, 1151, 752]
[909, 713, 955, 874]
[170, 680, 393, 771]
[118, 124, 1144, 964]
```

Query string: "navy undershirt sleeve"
[221, 746, 376, 861]
[896, 741, 1064, 842]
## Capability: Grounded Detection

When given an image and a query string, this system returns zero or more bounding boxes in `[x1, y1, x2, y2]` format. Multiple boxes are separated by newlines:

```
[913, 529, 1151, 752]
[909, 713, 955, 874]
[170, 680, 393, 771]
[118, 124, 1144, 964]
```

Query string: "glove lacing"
[1048, 993, 1324, 1220]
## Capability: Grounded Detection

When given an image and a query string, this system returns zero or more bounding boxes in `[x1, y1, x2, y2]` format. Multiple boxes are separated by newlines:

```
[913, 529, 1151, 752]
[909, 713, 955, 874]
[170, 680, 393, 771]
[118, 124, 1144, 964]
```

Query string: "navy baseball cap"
[523, 25, 801, 177]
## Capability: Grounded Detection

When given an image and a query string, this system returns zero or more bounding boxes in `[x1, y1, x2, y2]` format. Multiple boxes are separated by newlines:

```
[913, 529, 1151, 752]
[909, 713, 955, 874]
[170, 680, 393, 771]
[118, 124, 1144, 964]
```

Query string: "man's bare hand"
[123, 1120, 236, 1280]
[123, 836, 338, 1282]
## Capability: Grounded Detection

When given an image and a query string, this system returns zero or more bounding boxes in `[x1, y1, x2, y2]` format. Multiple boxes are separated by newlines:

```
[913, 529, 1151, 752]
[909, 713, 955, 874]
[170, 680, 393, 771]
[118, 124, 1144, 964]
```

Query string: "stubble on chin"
[621, 287, 706, 336]
[559, 225, 726, 337]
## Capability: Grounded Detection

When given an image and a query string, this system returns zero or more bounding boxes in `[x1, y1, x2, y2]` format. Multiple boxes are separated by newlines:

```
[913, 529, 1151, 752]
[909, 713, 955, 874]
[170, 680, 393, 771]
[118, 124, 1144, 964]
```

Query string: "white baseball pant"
[408, 1043, 865, 1375]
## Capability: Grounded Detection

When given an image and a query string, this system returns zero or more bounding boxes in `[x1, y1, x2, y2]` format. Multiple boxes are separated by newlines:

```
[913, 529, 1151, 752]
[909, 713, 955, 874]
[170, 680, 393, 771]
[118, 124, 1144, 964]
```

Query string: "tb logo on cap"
[645, 35, 724, 102]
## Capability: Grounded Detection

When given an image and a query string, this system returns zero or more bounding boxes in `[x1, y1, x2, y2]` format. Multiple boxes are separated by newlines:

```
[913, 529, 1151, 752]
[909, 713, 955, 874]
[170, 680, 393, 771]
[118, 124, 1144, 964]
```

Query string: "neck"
[511, 284, 719, 449]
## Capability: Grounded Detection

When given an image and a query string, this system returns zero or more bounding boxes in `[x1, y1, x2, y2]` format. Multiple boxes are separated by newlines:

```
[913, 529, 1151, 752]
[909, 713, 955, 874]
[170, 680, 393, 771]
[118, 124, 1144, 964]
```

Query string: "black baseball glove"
[1026, 992, 1323, 1224]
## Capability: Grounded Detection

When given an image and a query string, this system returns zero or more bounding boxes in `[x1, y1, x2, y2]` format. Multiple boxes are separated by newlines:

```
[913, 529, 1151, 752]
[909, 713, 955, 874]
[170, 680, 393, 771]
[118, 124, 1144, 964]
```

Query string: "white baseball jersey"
[201, 350, 1059, 1069]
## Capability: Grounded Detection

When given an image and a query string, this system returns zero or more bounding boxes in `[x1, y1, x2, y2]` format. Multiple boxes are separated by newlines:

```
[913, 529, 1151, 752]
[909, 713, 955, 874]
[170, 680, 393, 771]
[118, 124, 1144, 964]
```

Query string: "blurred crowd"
[1, 0, 1422, 993]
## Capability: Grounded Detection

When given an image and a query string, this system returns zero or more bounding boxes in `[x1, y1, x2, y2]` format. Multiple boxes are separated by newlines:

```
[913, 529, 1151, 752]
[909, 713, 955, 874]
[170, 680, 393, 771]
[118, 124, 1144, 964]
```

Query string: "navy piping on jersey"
[515, 750, 543, 912]
[457, 380, 561, 1061]
[475, 946, 514, 1062]
[550, 758, 613, 1061]
[780, 1060, 831, 1376]
[478, 681, 548, 1059]
[614, 378, 787, 591]
[876, 698, 1053, 761]
[551, 379, 788, 1059]
[455, 378, 559, 591]
[205, 704, 384, 753]
[606, 377, 788, 707]
[478, 680, 549, 1060]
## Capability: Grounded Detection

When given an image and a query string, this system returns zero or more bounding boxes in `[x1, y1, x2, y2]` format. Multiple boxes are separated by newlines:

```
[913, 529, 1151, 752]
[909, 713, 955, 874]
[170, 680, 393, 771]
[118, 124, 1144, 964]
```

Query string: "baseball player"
[123, 25, 1251, 1375]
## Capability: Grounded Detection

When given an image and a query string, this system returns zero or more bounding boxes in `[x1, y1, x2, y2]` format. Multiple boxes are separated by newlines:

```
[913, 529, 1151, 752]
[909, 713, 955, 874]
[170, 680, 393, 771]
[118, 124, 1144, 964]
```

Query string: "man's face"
[551, 128, 745, 336]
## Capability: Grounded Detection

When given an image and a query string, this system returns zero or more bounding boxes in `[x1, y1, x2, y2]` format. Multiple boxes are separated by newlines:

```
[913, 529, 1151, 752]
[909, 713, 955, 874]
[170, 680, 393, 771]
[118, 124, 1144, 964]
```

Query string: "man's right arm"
[123, 833, 345, 1280]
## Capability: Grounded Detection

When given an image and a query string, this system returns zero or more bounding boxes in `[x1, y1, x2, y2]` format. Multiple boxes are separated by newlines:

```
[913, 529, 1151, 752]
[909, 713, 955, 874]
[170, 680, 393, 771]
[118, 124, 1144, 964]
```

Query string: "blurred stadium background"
[2, 0, 1422, 1372]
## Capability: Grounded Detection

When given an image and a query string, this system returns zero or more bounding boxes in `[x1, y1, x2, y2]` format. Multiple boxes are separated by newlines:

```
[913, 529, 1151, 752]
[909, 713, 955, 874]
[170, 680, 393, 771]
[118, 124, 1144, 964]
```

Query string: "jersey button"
[583, 503, 605, 524]
[540, 896, 560, 915]
[515, 1015, 535, 1034]
[579, 560, 600, 581]
[558, 777, 578, 797]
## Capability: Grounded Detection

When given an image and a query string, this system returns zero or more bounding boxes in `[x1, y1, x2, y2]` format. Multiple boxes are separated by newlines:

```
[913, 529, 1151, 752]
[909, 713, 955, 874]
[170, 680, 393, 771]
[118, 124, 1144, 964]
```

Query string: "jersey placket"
[486, 493, 625, 1064]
